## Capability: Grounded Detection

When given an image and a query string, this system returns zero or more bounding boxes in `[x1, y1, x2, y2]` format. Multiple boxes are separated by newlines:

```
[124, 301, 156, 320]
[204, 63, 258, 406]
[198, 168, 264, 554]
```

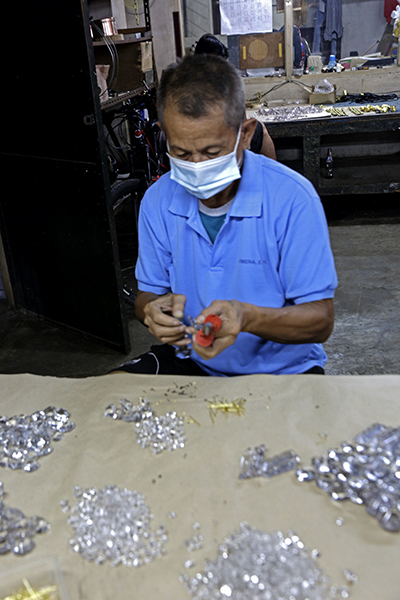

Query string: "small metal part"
[175, 342, 192, 359]
[195, 314, 222, 347]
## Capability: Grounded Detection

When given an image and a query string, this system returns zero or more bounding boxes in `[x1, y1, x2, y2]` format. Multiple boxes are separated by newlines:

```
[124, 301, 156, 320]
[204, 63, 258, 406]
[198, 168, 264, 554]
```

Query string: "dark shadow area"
[322, 193, 400, 226]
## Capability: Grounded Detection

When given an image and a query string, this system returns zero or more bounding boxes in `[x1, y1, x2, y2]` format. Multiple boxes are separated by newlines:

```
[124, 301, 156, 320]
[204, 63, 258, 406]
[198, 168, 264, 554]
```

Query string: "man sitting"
[114, 54, 337, 376]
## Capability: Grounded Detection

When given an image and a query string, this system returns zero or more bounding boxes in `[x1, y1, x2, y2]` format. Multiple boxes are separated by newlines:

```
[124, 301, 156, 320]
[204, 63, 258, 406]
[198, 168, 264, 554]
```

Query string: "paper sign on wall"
[220, 0, 273, 35]
[141, 41, 153, 73]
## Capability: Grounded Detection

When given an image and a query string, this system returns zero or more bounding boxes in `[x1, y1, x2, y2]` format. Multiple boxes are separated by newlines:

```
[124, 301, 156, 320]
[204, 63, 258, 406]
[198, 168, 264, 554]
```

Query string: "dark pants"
[111, 344, 325, 376]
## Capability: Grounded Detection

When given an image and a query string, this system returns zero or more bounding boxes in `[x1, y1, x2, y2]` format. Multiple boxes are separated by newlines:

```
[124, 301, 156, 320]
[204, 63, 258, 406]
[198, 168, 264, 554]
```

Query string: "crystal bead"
[12, 538, 35, 555]
[185, 559, 195, 568]
[60, 499, 70, 513]
[343, 569, 358, 584]
[378, 507, 400, 532]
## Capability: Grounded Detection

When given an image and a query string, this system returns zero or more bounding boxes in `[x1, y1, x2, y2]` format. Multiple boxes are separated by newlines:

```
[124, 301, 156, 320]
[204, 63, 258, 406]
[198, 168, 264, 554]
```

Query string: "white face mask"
[167, 127, 242, 200]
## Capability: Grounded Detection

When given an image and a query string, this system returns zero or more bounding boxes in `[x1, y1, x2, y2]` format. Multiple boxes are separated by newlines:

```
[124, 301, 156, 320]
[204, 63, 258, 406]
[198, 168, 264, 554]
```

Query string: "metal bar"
[284, 0, 293, 81]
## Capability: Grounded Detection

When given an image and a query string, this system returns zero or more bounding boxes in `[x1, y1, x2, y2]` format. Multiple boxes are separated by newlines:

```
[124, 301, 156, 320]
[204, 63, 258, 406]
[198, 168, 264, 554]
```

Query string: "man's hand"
[188, 298, 334, 360]
[189, 300, 243, 359]
[136, 291, 190, 347]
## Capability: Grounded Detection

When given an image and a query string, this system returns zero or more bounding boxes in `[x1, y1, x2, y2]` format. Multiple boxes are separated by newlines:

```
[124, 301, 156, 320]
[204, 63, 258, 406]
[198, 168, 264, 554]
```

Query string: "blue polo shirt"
[135, 151, 337, 375]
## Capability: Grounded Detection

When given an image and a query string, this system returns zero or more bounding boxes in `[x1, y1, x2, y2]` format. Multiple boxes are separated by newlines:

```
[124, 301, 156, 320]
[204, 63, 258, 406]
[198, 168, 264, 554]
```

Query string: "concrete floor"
[0, 194, 400, 377]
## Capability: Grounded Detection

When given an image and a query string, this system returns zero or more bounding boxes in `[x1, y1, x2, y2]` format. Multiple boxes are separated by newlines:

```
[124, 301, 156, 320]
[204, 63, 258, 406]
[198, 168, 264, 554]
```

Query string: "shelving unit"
[90, 0, 154, 92]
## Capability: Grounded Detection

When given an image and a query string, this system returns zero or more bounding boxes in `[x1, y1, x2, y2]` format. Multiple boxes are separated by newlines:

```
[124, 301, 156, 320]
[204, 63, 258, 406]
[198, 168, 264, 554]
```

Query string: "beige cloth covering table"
[0, 373, 399, 599]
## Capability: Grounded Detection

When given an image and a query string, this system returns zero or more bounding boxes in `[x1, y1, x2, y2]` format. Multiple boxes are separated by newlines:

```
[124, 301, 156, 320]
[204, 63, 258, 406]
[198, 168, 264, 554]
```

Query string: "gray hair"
[157, 54, 245, 132]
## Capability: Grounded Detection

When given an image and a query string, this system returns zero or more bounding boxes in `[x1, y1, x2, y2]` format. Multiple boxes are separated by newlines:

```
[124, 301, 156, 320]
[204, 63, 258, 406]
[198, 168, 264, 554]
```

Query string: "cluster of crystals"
[185, 523, 204, 552]
[296, 423, 400, 532]
[64, 484, 167, 566]
[104, 398, 187, 454]
[256, 105, 325, 122]
[181, 523, 346, 600]
[0, 482, 50, 556]
[239, 444, 300, 479]
[0, 406, 75, 472]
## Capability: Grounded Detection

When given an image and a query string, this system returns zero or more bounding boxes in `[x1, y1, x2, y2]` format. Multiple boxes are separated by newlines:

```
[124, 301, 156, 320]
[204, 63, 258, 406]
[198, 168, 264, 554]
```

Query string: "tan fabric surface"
[0, 373, 399, 599]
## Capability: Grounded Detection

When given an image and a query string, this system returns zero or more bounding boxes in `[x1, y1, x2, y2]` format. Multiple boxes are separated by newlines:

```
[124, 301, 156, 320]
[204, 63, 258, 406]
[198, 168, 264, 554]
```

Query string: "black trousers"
[111, 344, 325, 376]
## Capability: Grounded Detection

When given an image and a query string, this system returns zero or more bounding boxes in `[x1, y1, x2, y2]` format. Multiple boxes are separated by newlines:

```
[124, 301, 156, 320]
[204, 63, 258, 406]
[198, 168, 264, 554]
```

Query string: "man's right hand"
[136, 292, 190, 346]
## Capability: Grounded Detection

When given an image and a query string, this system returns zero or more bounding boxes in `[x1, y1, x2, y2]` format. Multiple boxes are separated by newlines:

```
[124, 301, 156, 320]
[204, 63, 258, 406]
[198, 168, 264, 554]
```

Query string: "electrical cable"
[248, 78, 313, 104]
[91, 21, 119, 92]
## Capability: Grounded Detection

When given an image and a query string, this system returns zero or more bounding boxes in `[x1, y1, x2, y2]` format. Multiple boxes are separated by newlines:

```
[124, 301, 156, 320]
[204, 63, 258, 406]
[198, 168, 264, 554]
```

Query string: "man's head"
[158, 54, 257, 205]
[194, 33, 229, 59]
[157, 54, 245, 134]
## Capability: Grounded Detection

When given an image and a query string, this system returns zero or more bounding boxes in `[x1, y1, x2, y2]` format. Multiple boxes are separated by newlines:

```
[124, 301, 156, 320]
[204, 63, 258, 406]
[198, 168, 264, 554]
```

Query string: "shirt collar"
[168, 150, 263, 219]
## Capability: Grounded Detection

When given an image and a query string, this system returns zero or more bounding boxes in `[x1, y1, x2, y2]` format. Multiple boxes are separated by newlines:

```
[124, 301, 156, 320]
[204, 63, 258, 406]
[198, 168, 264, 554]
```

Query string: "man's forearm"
[238, 299, 334, 344]
[134, 291, 160, 324]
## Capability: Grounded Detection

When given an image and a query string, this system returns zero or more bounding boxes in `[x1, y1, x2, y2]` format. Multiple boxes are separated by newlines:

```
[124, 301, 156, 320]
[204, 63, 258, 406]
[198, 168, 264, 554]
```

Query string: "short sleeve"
[135, 188, 172, 296]
[277, 192, 338, 304]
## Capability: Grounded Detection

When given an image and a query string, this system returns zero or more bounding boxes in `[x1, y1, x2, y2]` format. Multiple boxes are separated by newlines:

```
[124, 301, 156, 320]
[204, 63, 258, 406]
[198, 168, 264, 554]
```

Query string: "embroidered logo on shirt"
[239, 259, 267, 265]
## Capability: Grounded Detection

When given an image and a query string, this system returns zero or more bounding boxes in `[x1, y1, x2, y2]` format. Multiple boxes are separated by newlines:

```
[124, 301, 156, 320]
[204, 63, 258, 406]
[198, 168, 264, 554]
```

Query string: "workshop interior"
[0, 1, 400, 599]
[0, 0, 399, 366]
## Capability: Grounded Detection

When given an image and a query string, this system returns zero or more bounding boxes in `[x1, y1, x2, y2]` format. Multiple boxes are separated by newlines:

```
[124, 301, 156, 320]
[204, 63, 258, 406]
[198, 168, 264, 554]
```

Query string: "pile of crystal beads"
[64, 484, 167, 566]
[104, 398, 187, 454]
[0, 406, 75, 472]
[239, 444, 300, 479]
[0, 481, 50, 555]
[256, 105, 325, 122]
[181, 523, 346, 600]
[296, 423, 400, 532]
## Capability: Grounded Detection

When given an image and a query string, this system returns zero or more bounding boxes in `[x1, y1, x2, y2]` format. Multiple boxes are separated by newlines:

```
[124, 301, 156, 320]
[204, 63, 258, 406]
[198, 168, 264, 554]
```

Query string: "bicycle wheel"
[111, 178, 145, 276]
[111, 179, 143, 215]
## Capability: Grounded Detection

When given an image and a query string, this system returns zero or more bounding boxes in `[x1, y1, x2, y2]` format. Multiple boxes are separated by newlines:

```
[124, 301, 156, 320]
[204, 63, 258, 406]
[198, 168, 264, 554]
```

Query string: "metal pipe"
[284, 0, 293, 81]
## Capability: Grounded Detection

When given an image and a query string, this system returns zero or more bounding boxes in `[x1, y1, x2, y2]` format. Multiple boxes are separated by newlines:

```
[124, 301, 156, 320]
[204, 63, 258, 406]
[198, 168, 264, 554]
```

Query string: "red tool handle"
[195, 314, 222, 347]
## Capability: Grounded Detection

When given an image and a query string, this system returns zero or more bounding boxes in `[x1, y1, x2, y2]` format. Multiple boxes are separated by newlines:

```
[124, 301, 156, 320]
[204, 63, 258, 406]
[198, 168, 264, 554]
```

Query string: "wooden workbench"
[261, 110, 400, 196]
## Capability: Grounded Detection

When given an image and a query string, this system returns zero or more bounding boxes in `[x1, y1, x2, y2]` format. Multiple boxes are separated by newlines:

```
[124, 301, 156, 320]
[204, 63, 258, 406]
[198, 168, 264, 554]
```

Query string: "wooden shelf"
[93, 34, 151, 46]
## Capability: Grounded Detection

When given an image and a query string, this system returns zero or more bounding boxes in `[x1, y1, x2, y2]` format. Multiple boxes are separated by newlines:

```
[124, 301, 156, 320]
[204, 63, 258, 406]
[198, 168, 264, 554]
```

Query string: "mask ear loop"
[234, 125, 244, 168]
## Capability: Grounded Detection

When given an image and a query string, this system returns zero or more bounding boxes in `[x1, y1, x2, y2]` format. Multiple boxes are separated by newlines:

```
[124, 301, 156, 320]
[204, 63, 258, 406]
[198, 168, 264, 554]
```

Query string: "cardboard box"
[309, 85, 337, 105]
